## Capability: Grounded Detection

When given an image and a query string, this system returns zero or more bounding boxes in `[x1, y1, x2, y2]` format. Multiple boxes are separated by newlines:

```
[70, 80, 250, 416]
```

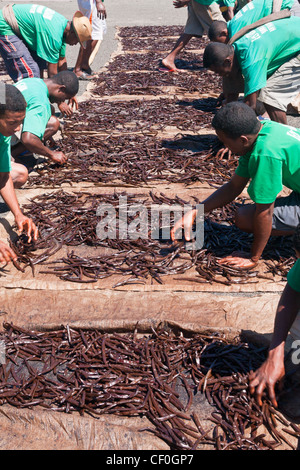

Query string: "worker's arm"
[227, 6, 235, 19]
[250, 202, 274, 263]
[47, 62, 58, 78]
[0, 172, 38, 243]
[171, 173, 249, 241]
[95, 0, 107, 18]
[173, 0, 191, 8]
[58, 57, 67, 72]
[21, 132, 67, 165]
[244, 92, 258, 112]
[249, 284, 300, 407]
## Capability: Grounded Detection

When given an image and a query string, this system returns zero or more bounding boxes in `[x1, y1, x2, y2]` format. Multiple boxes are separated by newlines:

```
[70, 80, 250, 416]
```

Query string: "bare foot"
[161, 57, 178, 72]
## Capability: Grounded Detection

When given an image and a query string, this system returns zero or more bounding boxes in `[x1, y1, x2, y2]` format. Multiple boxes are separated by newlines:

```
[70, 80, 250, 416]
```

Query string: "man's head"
[212, 102, 262, 155]
[0, 83, 26, 136]
[65, 11, 92, 48]
[208, 21, 229, 43]
[293, 224, 300, 258]
[203, 42, 234, 76]
[47, 71, 79, 103]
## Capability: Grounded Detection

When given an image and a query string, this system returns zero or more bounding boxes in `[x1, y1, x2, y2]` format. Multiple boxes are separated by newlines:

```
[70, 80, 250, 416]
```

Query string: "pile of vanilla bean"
[93, 69, 221, 96]
[11, 190, 296, 285]
[0, 323, 299, 450]
[63, 97, 218, 132]
[106, 51, 205, 72]
[120, 33, 208, 51]
[27, 133, 234, 188]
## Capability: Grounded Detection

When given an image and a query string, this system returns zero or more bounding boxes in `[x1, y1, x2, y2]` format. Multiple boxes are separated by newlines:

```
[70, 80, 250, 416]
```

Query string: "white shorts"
[184, 0, 223, 36]
[77, 0, 107, 40]
[258, 55, 300, 112]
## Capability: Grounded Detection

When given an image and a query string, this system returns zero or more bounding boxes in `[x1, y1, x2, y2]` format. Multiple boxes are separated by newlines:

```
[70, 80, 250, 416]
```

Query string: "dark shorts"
[272, 191, 300, 231]
[0, 34, 47, 82]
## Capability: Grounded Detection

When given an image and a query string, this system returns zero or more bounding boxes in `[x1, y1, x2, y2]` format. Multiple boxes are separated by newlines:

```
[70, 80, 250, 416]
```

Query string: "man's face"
[209, 58, 233, 77]
[50, 87, 73, 104]
[215, 129, 249, 156]
[0, 110, 25, 136]
[215, 31, 229, 44]
[65, 28, 79, 46]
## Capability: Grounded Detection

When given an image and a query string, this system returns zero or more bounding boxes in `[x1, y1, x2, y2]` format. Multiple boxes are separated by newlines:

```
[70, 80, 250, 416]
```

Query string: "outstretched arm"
[0, 173, 38, 243]
[249, 284, 300, 407]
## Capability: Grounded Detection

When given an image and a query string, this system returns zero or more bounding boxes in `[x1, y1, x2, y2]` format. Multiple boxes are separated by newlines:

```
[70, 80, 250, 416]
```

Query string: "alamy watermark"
[96, 196, 204, 250]
[291, 340, 300, 365]
[0, 340, 5, 365]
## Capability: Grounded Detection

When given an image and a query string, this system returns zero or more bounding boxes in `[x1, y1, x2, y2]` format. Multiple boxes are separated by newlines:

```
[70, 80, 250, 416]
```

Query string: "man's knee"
[46, 116, 60, 136]
[234, 204, 255, 233]
[11, 162, 28, 188]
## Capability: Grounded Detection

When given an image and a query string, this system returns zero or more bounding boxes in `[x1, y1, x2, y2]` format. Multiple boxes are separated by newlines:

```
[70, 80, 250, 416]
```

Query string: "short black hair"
[51, 70, 79, 97]
[0, 83, 27, 116]
[203, 42, 234, 68]
[293, 224, 300, 254]
[212, 102, 261, 138]
[208, 20, 228, 41]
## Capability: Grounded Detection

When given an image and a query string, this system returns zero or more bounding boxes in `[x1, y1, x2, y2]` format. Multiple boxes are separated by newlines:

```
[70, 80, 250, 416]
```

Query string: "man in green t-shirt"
[0, 4, 92, 82]
[203, 16, 300, 124]
[11, 71, 79, 181]
[171, 101, 300, 270]
[208, 0, 300, 43]
[0, 82, 38, 263]
[160, 0, 224, 72]
[249, 224, 300, 408]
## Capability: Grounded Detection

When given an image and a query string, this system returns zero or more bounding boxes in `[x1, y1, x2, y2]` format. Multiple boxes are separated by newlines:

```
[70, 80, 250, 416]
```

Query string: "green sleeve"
[287, 260, 300, 293]
[247, 156, 283, 204]
[240, 58, 268, 97]
[22, 104, 51, 140]
[0, 136, 12, 173]
[235, 155, 250, 179]
[59, 42, 66, 59]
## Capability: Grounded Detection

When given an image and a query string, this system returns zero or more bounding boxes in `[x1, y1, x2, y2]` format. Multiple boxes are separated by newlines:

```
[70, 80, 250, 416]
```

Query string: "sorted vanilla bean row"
[0, 323, 299, 450]
[93, 70, 222, 97]
[10, 190, 296, 284]
[27, 133, 233, 188]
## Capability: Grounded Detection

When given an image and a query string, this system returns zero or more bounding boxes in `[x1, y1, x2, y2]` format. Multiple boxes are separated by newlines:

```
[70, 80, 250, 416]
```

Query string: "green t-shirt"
[233, 16, 300, 96]
[0, 4, 68, 63]
[14, 78, 51, 140]
[235, 121, 300, 204]
[194, 0, 218, 5]
[287, 259, 300, 293]
[228, 0, 294, 38]
[0, 134, 11, 173]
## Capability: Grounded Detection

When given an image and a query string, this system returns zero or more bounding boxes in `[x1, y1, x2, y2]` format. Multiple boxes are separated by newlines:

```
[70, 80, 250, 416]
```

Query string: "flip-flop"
[158, 67, 177, 73]
[82, 68, 97, 76]
[77, 71, 94, 80]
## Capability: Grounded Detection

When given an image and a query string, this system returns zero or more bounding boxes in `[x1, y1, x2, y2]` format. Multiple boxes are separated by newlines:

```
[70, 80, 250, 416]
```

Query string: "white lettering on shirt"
[287, 129, 300, 142]
[29, 5, 55, 21]
[247, 22, 277, 42]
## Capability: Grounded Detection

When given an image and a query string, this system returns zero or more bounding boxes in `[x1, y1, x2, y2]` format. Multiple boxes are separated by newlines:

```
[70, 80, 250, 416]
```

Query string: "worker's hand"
[248, 357, 285, 408]
[173, 0, 190, 8]
[58, 98, 78, 117]
[14, 213, 38, 244]
[217, 251, 257, 270]
[96, 1, 107, 19]
[216, 92, 225, 107]
[215, 146, 233, 161]
[170, 208, 197, 243]
[50, 151, 68, 165]
[0, 240, 18, 264]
